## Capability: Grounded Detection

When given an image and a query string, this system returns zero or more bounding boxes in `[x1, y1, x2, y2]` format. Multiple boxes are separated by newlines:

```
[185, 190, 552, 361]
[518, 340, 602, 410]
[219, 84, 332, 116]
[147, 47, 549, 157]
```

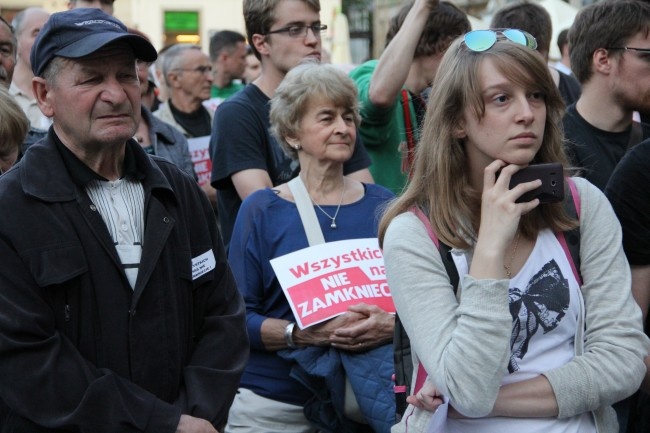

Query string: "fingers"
[483, 159, 508, 190]
[406, 393, 444, 412]
[330, 339, 372, 352]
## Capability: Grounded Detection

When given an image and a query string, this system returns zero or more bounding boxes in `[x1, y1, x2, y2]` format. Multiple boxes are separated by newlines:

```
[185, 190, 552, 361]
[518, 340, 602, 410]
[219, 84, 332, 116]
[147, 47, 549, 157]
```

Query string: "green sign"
[164, 11, 199, 32]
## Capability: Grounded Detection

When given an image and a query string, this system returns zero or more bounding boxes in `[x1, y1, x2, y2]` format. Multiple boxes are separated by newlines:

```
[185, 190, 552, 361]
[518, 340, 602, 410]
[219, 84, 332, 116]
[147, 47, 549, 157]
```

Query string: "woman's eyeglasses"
[463, 29, 538, 52]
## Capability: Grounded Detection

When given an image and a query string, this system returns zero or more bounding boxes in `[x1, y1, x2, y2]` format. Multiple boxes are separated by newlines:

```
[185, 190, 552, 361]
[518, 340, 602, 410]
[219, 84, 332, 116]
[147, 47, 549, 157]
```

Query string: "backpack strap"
[555, 177, 582, 286]
[409, 208, 459, 395]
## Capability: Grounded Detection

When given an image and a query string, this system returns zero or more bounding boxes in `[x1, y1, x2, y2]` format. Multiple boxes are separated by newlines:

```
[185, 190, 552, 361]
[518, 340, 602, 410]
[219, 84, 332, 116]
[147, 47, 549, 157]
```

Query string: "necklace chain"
[307, 179, 346, 229]
[504, 231, 521, 279]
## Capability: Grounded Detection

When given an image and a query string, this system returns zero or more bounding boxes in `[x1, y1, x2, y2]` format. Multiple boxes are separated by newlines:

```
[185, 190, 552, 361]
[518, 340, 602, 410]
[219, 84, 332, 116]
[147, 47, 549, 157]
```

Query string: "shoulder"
[571, 176, 604, 205]
[384, 211, 428, 247]
[570, 176, 619, 232]
[240, 188, 280, 214]
[215, 85, 268, 123]
[364, 183, 396, 201]
[349, 60, 378, 82]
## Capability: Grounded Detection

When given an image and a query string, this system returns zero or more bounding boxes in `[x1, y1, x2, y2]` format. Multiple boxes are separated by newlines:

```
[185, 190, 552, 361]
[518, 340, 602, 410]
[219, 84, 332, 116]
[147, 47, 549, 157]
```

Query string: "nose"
[515, 97, 535, 124]
[333, 115, 351, 134]
[305, 28, 319, 45]
[100, 77, 129, 104]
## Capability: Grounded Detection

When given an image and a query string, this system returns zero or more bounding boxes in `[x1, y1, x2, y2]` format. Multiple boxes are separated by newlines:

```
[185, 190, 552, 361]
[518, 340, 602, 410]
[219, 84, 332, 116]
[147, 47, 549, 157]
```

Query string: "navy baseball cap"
[31, 8, 157, 76]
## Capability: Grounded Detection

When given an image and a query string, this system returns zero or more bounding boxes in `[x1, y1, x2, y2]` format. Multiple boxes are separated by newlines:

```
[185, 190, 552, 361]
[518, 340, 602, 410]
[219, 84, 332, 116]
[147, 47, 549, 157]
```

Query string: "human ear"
[453, 123, 467, 139]
[32, 77, 54, 118]
[593, 48, 612, 75]
[286, 136, 301, 149]
[251, 33, 269, 57]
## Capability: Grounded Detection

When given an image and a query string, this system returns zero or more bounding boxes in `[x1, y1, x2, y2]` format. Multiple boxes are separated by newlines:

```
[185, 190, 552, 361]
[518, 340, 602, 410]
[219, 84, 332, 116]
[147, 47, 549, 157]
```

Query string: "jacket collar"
[21, 129, 174, 203]
[141, 106, 179, 145]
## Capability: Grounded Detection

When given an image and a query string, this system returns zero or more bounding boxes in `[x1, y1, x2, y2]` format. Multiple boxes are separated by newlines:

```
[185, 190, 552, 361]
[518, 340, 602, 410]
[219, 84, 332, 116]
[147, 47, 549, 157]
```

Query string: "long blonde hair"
[379, 36, 575, 249]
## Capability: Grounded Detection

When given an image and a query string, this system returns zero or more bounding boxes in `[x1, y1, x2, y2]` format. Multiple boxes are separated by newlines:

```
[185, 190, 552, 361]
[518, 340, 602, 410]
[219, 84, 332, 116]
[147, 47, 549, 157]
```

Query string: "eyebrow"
[276, 20, 321, 27]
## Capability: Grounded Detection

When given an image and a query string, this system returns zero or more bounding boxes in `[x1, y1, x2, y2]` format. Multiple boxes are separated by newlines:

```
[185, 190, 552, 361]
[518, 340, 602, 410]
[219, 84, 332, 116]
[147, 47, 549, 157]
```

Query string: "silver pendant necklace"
[308, 179, 346, 229]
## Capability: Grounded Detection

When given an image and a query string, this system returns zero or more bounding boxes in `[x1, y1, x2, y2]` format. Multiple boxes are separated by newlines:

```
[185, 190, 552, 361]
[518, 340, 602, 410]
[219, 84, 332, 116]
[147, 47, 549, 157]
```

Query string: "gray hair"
[0, 85, 29, 158]
[41, 56, 65, 84]
[161, 43, 202, 87]
[269, 62, 360, 159]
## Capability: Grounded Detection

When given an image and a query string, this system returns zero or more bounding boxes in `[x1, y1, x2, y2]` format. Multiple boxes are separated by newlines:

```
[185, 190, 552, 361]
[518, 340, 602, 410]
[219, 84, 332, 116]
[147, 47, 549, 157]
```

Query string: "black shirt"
[563, 103, 650, 190]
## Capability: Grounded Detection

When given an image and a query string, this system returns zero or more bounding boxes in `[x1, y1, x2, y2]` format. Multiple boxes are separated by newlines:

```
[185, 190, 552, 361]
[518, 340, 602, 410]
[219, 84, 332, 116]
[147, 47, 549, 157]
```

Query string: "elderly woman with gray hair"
[226, 62, 396, 433]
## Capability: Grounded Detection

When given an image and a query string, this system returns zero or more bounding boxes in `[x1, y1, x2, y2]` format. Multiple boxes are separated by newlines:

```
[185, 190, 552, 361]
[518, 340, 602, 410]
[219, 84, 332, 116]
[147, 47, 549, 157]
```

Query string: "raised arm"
[368, 0, 439, 107]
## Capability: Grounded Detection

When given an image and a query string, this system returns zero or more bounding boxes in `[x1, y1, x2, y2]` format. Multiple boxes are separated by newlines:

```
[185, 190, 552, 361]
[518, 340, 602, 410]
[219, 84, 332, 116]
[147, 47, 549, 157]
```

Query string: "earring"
[293, 144, 302, 150]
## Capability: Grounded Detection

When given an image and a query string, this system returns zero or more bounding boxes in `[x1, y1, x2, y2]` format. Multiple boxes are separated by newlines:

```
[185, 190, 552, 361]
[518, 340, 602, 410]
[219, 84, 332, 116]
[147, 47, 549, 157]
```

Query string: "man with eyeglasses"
[154, 44, 214, 140]
[563, 0, 650, 192]
[154, 44, 218, 207]
[568, 2, 650, 432]
[210, 0, 373, 254]
[350, 0, 470, 194]
[0, 16, 16, 89]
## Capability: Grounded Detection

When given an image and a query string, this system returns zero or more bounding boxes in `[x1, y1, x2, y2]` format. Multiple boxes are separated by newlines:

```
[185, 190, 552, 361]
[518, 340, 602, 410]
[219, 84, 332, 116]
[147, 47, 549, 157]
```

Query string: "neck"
[12, 61, 35, 95]
[169, 95, 203, 114]
[212, 70, 231, 88]
[55, 126, 127, 181]
[576, 84, 634, 132]
[254, 66, 285, 98]
[299, 162, 345, 202]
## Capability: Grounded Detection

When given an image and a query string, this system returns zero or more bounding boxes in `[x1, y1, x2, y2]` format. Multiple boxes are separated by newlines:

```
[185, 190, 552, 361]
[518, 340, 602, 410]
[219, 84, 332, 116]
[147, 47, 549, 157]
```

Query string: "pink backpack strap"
[411, 206, 440, 249]
[555, 177, 582, 286]
[409, 207, 438, 394]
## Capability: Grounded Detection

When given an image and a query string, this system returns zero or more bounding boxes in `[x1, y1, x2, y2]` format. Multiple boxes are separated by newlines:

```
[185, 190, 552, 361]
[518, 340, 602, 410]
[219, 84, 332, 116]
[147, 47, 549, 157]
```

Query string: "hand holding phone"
[509, 163, 564, 204]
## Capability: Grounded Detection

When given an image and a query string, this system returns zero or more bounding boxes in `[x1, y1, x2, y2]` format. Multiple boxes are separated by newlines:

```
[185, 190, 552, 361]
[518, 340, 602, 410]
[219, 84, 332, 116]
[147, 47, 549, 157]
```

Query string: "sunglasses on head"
[464, 29, 538, 52]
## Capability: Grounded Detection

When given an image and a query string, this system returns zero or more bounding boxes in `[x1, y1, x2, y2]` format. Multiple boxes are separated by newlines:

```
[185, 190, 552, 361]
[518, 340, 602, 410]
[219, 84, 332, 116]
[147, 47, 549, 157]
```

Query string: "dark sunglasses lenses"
[464, 29, 537, 52]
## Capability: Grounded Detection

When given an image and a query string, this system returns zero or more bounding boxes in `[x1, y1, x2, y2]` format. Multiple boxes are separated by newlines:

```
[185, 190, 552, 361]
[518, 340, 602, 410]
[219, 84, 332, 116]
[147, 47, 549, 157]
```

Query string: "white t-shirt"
[446, 229, 596, 433]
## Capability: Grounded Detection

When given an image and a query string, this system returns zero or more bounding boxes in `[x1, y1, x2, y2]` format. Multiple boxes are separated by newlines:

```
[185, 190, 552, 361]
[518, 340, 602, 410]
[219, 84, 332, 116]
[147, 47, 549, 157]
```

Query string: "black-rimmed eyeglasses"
[266, 24, 327, 39]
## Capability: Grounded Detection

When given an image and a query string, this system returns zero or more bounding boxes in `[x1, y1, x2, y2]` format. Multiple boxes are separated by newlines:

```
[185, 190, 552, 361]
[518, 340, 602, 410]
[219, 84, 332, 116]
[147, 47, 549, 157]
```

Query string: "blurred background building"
[0, 0, 583, 65]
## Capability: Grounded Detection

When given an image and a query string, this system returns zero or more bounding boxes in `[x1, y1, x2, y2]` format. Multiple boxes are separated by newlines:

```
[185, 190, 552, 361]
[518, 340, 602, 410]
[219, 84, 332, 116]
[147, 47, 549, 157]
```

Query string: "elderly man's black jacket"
[0, 132, 248, 432]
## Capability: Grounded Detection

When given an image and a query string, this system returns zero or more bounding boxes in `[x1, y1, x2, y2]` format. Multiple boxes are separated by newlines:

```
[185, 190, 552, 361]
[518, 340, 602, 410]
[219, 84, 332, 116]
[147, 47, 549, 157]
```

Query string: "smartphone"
[509, 163, 564, 204]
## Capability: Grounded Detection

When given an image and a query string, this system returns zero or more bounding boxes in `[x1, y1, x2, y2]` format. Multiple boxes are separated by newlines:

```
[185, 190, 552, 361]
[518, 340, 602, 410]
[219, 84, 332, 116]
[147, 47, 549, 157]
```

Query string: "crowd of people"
[0, 0, 649, 432]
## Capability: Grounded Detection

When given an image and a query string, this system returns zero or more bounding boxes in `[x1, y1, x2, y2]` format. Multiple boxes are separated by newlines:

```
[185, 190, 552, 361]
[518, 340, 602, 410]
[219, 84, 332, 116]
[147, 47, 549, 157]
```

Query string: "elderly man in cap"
[0, 8, 248, 433]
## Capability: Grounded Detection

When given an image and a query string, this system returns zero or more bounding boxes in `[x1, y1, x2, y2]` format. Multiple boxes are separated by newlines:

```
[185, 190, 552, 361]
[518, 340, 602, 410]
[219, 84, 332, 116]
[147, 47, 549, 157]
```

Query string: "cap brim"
[56, 33, 157, 62]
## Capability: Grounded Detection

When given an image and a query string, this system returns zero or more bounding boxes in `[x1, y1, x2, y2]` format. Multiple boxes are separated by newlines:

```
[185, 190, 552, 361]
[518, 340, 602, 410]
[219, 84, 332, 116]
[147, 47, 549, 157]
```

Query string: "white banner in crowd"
[270, 238, 395, 329]
[187, 136, 211, 187]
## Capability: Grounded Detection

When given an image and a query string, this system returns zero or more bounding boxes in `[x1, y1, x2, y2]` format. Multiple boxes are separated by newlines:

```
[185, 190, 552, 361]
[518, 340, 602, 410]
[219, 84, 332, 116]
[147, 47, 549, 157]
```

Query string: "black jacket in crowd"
[0, 131, 249, 432]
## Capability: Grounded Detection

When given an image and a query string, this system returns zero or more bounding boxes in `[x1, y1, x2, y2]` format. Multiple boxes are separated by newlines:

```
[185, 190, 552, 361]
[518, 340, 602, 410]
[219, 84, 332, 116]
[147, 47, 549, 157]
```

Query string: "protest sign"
[187, 136, 211, 187]
[270, 238, 395, 329]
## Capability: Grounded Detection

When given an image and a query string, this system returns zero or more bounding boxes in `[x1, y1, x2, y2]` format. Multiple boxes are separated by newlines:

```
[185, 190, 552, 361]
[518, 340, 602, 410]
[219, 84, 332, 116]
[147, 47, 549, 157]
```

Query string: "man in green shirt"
[206, 30, 247, 110]
[350, 0, 469, 194]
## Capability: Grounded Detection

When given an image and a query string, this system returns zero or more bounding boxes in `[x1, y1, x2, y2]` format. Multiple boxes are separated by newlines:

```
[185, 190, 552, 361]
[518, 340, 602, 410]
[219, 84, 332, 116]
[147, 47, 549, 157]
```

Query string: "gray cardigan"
[383, 177, 649, 433]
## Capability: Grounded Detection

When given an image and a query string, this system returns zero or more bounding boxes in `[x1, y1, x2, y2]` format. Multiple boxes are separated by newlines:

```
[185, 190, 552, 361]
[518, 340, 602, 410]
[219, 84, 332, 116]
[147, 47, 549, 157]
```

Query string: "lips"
[306, 52, 321, 61]
[511, 132, 537, 140]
